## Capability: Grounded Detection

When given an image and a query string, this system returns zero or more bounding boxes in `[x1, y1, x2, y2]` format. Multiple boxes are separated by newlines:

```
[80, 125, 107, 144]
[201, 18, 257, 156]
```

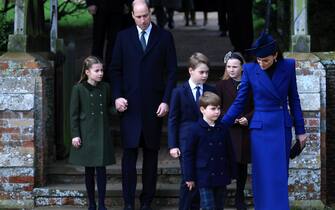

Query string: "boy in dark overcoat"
[168, 52, 216, 210]
[183, 92, 235, 210]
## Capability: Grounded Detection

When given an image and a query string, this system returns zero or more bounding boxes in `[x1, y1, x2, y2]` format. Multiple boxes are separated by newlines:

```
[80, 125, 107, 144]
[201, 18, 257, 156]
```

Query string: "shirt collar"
[136, 23, 152, 36]
[188, 79, 203, 90]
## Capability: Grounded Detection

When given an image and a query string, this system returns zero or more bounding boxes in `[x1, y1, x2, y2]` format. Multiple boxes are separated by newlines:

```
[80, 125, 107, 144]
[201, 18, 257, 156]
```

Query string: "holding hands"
[72, 137, 81, 148]
[115, 98, 128, 112]
[234, 117, 248, 126]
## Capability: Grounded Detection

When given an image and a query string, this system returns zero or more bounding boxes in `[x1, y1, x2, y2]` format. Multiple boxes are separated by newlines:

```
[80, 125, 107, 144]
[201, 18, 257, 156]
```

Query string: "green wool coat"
[69, 81, 115, 166]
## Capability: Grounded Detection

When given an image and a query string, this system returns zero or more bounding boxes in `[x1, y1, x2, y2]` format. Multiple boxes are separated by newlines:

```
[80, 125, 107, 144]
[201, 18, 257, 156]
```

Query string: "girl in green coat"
[69, 56, 115, 210]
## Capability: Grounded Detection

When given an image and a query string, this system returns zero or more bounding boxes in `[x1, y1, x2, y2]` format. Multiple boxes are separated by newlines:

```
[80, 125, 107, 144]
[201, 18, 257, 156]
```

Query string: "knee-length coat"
[69, 81, 115, 166]
[222, 59, 305, 210]
[216, 78, 253, 163]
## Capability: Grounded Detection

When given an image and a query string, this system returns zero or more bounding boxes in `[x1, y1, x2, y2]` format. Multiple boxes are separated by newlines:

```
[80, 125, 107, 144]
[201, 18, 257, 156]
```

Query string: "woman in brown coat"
[216, 52, 253, 210]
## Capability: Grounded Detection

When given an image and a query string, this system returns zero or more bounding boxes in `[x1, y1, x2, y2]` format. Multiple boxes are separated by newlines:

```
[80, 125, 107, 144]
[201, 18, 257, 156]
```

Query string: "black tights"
[85, 166, 107, 209]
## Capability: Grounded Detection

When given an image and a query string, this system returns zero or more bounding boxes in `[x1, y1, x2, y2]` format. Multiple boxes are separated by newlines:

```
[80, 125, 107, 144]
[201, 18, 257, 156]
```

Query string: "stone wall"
[0, 52, 53, 209]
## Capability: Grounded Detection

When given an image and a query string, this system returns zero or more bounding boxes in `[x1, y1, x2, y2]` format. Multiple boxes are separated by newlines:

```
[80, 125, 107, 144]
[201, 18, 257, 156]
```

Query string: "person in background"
[216, 51, 253, 210]
[86, 0, 127, 68]
[69, 56, 115, 210]
[221, 33, 308, 210]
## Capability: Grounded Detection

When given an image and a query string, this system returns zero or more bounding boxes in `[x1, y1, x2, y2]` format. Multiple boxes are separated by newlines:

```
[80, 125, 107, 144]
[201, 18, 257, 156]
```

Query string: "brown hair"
[189, 52, 209, 70]
[222, 52, 245, 80]
[199, 91, 221, 108]
[78, 56, 103, 83]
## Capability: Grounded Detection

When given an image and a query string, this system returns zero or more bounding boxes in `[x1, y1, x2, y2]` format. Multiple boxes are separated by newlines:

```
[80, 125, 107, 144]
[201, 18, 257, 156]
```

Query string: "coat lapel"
[130, 26, 145, 55]
[271, 60, 287, 99]
[144, 23, 159, 55]
[255, 64, 281, 100]
[183, 82, 199, 114]
[227, 78, 238, 99]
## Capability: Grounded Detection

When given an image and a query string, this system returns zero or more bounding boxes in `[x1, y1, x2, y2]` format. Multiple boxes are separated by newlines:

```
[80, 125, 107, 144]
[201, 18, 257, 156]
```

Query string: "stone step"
[33, 182, 253, 208]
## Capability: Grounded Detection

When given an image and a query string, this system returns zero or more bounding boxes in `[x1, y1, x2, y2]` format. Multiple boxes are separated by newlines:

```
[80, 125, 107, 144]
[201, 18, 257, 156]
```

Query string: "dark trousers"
[91, 11, 123, 67]
[217, 0, 228, 32]
[85, 166, 107, 209]
[235, 162, 248, 203]
[227, 0, 253, 53]
[179, 156, 200, 210]
[199, 186, 227, 210]
[122, 147, 158, 207]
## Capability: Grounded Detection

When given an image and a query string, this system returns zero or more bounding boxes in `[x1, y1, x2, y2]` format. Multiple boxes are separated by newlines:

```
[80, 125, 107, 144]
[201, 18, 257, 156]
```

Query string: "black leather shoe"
[235, 201, 248, 210]
[140, 204, 153, 210]
[123, 204, 134, 210]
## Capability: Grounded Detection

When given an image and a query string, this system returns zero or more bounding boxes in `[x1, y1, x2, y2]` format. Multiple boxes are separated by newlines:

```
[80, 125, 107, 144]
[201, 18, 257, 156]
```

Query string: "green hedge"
[0, 14, 12, 52]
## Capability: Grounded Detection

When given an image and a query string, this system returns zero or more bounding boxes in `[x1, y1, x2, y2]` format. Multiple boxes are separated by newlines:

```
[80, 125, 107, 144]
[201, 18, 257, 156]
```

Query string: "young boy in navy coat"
[168, 52, 216, 210]
[183, 92, 234, 210]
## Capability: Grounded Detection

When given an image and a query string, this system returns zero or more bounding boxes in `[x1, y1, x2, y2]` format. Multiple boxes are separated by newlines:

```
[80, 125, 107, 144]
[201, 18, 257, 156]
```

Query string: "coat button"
[100, 111, 103, 115]
[208, 128, 211, 131]
[91, 112, 95, 115]
[220, 157, 224, 160]
[90, 94, 93, 97]
[100, 104, 103, 106]
[210, 157, 214, 160]
[99, 94, 102, 97]
[209, 142, 213, 146]
[279, 106, 283, 109]
[211, 172, 215, 176]
[220, 172, 224, 175]
[91, 103, 94, 106]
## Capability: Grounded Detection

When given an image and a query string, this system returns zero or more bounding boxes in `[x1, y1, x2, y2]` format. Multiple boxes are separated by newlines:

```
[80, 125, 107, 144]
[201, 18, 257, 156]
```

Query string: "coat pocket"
[249, 121, 263, 129]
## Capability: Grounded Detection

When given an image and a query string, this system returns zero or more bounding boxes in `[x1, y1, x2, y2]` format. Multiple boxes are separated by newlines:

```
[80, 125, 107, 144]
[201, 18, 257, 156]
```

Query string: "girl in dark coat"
[216, 52, 253, 210]
[69, 56, 115, 210]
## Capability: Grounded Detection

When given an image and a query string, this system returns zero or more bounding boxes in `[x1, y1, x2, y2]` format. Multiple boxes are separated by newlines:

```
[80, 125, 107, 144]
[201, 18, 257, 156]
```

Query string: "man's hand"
[169, 148, 181, 158]
[87, 5, 97, 15]
[156, 103, 169, 117]
[115, 98, 128, 112]
[185, 181, 195, 191]
[72, 137, 81, 148]
[297, 133, 308, 149]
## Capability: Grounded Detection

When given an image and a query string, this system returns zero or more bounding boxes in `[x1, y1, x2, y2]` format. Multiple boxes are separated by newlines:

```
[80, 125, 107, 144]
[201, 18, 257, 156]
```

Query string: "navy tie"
[195, 86, 201, 104]
[140, 30, 146, 51]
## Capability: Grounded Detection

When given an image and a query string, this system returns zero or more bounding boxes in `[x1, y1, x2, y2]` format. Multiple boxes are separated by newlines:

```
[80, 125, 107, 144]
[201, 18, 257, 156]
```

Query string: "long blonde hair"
[222, 52, 245, 80]
[78, 56, 103, 83]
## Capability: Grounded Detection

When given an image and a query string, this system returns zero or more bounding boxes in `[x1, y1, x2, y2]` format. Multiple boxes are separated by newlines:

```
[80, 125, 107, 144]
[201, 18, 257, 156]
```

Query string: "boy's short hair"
[199, 91, 221, 108]
[189, 52, 209, 69]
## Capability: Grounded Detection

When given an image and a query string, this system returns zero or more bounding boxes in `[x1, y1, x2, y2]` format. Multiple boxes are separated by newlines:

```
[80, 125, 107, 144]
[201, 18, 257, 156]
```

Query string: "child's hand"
[72, 137, 81, 148]
[169, 148, 181, 158]
[186, 181, 195, 191]
[237, 117, 248, 126]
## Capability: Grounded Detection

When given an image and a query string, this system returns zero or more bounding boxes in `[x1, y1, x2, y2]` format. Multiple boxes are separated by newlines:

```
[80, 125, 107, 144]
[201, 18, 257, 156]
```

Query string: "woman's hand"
[297, 134, 308, 149]
[72, 137, 81, 148]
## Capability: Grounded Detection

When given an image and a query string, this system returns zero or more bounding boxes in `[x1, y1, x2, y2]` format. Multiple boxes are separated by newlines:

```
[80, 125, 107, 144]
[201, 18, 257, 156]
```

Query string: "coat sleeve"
[222, 65, 252, 126]
[109, 32, 124, 101]
[287, 59, 306, 135]
[70, 85, 81, 138]
[183, 125, 198, 182]
[162, 31, 177, 103]
[168, 88, 181, 149]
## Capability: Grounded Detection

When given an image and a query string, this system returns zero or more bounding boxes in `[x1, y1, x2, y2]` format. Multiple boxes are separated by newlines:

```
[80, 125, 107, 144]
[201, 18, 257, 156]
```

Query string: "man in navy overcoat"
[109, 1, 177, 209]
